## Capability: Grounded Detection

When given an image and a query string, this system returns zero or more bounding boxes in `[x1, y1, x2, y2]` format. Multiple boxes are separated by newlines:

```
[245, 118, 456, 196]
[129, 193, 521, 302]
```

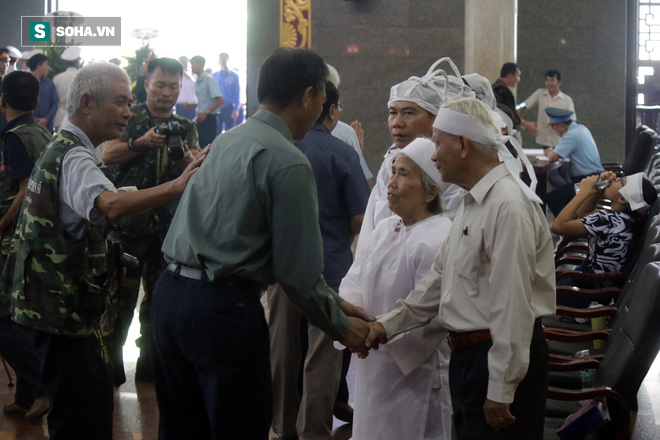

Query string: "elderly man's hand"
[338, 317, 373, 356]
[359, 321, 387, 359]
[136, 127, 166, 150]
[170, 145, 210, 194]
[483, 399, 515, 431]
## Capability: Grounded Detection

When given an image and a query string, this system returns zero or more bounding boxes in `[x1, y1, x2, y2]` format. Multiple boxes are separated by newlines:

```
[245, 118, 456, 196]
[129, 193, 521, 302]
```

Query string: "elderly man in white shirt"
[365, 98, 555, 440]
[53, 46, 81, 132]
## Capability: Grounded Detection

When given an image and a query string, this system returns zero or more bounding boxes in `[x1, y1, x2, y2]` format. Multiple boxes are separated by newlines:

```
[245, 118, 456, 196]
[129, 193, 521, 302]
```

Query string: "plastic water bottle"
[574, 179, 608, 194]
[576, 349, 595, 388]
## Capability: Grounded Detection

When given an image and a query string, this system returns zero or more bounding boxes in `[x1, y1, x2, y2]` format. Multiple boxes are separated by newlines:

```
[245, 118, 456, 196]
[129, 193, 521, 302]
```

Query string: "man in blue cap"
[543, 107, 603, 216]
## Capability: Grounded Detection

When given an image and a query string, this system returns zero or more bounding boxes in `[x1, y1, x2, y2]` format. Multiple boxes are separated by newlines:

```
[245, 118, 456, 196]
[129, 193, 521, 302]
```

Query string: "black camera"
[155, 120, 187, 160]
[106, 237, 140, 278]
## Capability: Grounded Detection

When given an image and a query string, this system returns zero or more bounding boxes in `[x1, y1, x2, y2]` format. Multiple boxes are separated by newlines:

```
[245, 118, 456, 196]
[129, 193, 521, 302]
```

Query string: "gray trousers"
[268, 283, 342, 440]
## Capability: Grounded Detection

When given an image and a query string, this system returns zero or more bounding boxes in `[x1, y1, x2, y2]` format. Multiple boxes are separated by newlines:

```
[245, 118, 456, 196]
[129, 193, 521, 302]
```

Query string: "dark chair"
[546, 262, 660, 440]
[624, 126, 657, 175]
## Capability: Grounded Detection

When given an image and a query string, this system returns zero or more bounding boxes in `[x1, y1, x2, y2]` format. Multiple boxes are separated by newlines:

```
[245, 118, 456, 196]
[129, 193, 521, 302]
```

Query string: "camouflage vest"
[107, 102, 200, 239]
[6, 130, 109, 336]
[0, 121, 51, 260]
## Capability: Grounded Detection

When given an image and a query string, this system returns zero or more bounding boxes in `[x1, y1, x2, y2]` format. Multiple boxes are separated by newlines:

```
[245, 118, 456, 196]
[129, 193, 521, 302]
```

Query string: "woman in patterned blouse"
[550, 170, 657, 307]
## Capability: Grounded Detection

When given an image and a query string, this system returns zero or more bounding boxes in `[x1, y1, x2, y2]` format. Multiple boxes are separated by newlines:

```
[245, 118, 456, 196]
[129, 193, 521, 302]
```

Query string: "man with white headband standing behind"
[355, 58, 474, 262]
[365, 98, 555, 439]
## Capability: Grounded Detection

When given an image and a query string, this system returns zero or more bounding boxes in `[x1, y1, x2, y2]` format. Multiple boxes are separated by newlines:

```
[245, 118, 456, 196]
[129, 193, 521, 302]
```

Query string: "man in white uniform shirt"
[53, 46, 80, 132]
[519, 69, 575, 148]
[366, 98, 555, 440]
[175, 56, 198, 120]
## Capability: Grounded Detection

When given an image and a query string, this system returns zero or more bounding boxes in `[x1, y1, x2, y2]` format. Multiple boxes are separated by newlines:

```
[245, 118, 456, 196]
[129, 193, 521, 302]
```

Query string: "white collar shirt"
[176, 71, 198, 105]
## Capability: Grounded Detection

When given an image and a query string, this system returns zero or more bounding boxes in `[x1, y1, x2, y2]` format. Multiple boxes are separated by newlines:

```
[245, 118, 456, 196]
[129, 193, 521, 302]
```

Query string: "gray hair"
[67, 63, 130, 118]
[442, 98, 498, 153]
[420, 169, 443, 214]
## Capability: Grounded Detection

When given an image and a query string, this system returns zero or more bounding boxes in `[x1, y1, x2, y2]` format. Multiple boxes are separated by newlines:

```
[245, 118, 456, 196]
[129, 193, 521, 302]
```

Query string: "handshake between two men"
[336, 301, 387, 357]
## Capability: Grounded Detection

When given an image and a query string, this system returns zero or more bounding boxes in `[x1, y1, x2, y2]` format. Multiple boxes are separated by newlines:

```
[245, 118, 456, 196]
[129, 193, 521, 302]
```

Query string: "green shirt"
[162, 109, 350, 340]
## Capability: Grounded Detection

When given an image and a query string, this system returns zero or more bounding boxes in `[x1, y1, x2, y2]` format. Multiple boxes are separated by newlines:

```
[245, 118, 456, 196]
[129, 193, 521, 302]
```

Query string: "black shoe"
[333, 402, 354, 423]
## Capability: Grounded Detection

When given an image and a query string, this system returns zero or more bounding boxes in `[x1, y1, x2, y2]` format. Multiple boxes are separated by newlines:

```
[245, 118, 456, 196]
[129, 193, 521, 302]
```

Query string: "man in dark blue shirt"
[28, 54, 58, 133]
[212, 53, 240, 134]
[268, 81, 370, 439]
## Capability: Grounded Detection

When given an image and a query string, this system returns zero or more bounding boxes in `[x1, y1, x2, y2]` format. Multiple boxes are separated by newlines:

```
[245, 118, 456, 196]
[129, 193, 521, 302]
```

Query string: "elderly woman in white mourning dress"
[339, 137, 453, 440]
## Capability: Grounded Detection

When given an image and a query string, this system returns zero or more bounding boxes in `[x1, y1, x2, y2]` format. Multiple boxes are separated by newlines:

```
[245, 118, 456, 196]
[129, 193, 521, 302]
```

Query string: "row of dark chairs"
[542, 126, 660, 439]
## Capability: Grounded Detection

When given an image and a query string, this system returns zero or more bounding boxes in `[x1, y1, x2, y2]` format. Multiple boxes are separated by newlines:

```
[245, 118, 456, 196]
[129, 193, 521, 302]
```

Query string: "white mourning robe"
[340, 214, 453, 440]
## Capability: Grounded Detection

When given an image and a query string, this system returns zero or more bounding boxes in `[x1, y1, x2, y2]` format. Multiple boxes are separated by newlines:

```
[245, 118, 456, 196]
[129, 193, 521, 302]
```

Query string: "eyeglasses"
[337, 103, 345, 111]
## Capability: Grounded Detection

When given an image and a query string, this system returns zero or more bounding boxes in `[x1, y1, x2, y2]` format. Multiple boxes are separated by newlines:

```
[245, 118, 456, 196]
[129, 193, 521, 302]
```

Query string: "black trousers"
[33, 330, 113, 440]
[449, 322, 548, 440]
[151, 269, 272, 440]
[196, 114, 218, 148]
[0, 311, 45, 409]
[216, 105, 236, 134]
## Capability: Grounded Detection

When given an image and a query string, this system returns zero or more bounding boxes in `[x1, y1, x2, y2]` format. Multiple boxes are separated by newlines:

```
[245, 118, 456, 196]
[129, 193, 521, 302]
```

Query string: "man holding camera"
[102, 57, 200, 382]
[3, 63, 206, 440]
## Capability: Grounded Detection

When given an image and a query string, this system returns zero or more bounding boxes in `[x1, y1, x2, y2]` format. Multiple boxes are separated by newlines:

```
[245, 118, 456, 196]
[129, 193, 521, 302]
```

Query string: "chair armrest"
[556, 270, 628, 285]
[555, 243, 588, 259]
[555, 305, 618, 319]
[548, 354, 602, 372]
[544, 327, 611, 342]
[555, 256, 586, 266]
[556, 285, 621, 302]
[547, 386, 625, 401]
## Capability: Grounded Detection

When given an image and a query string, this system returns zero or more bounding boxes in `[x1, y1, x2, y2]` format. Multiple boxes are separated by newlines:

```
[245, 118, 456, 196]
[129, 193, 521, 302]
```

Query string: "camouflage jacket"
[5, 130, 109, 336]
[107, 103, 200, 239]
[0, 118, 51, 261]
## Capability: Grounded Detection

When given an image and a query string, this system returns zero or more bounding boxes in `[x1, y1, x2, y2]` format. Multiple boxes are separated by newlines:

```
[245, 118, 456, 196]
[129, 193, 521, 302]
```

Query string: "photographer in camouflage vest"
[2, 63, 207, 440]
[0, 70, 51, 421]
[102, 57, 200, 382]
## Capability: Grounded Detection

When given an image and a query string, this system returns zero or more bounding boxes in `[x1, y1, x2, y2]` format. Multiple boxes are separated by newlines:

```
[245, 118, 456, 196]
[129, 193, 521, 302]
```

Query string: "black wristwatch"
[127, 136, 141, 152]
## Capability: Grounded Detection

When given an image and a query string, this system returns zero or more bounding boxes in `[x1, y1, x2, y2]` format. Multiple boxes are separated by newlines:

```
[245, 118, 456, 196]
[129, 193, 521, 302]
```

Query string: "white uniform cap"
[6, 46, 22, 59]
[388, 57, 475, 115]
[326, 64, 340, 88]
[399, 137, 443, 184]
[463, 73, 497, 110]
[619, 172, 650, 212]
[23, 49, 44, 60]
[61, 46, 81, 61]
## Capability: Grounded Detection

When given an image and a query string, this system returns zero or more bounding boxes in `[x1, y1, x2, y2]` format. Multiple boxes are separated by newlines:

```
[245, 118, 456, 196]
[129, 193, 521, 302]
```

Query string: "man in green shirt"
[151, 48, 372, 440]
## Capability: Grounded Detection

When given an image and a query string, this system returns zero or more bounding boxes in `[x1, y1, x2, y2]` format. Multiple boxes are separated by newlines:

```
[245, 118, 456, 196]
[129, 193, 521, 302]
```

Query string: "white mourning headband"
[619, 172, 649, 212]
[433, 107, 542, 203]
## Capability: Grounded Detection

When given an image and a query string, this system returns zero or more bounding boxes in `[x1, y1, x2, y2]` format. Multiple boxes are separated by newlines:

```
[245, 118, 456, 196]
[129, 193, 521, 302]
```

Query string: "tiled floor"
[1, 316, 659, 439]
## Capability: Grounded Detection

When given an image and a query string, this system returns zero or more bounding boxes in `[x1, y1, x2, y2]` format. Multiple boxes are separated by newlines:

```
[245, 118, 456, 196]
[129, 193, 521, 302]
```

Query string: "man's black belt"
[166, 263, 261, 295]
